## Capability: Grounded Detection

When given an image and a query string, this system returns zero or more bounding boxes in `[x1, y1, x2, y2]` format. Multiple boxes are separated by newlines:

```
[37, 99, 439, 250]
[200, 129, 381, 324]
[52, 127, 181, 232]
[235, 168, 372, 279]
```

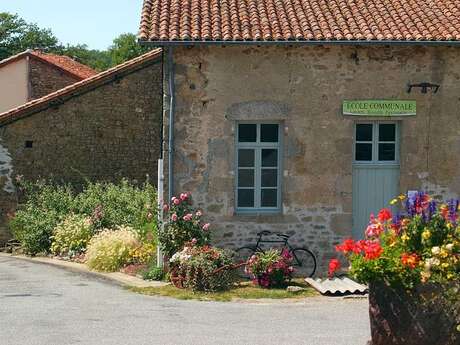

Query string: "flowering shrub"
[245, 249, 294, 288]
[159, 193, 211, 257]
[329, 192, 460, 289]
[170, 242, 236, 292]
[50, 214, 94, 257]
[130, 242, 156, 265]
[85, 227, 141, 272]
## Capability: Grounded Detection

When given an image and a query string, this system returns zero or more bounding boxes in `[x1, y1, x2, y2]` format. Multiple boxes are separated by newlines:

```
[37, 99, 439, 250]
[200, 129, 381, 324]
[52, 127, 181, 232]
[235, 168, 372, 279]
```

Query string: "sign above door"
[343, 100, 416, 117]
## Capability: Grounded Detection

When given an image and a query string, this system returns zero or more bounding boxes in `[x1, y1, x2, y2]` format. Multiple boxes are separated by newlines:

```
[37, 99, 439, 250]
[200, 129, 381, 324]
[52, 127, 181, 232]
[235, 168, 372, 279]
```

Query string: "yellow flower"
[390, 198, 398, 205]
[398, 194, 406, 201]
[440, 249, 449, 259]
[422, 229, 431, 240]
[441, 262, 449, 269]
[401, 233, 410, 242]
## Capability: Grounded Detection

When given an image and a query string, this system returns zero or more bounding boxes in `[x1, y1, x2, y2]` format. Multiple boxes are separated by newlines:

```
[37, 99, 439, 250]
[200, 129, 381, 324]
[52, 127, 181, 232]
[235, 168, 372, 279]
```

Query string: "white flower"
[445, 243, 454, 252]
[431, 246, 441, 255]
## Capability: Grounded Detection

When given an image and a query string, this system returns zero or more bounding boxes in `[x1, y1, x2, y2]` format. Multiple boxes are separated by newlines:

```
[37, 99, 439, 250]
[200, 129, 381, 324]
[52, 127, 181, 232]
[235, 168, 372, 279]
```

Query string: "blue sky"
[2, 0, 144, 50]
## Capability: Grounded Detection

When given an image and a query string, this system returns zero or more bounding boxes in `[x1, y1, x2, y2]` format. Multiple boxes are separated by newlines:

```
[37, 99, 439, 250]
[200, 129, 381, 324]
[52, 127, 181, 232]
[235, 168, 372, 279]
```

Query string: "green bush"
[50, 214, 94, 257]
[143, 265, 165, 281]
[74, 179, 157, 239]
[10, 180, 75, 255]
[9, 178, 157, 255]
[85, 226, 141, 272]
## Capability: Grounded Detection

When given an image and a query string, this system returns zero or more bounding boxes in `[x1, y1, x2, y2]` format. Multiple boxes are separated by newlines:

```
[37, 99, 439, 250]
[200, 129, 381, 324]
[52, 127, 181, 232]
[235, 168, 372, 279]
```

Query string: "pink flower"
[191, 238, 197, 245]
[171, 213, 178, 222]
[196, 210, 203, 217]
[163, 204, 169, 212]
[202, 223, 211, 231]
[180, 193, 189, 201]
[183, 213, 193, 221]
[172, 197, 180, 205]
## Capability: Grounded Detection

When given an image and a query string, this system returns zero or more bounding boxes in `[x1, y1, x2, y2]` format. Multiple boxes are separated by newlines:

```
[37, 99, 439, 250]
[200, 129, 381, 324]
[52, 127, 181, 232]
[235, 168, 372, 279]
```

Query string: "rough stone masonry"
[0, 56, 163, 244]
[163, 45, 460, 273]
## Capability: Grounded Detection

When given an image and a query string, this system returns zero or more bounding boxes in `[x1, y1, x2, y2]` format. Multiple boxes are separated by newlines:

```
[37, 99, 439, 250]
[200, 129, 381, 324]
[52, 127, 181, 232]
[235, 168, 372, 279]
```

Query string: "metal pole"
[157, 158, 164, 268]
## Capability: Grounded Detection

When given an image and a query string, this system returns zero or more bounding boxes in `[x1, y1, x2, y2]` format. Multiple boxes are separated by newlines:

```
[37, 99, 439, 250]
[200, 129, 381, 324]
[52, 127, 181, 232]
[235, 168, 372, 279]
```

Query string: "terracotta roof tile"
[30, 51, 97, 79]
[139, 0, 460, 43]
[0, 50, 97, 80]
[0, 49, 162, 127]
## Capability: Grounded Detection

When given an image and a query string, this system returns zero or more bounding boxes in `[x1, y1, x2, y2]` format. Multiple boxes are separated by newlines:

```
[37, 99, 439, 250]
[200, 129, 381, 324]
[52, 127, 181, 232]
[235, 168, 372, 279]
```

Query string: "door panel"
[352, 165, 399, 239]
[352, 122, 400, 239]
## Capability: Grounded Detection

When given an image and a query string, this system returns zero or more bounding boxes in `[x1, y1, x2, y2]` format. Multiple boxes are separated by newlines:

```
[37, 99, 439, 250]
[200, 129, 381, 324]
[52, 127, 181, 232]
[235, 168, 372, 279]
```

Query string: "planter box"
[369, 281, 460, 345]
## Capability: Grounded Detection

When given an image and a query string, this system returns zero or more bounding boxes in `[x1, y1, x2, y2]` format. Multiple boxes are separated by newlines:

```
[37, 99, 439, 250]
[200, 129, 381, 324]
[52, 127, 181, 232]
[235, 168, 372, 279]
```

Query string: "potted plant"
[245, 249, 294, 288]
[330, 192, 460, 345]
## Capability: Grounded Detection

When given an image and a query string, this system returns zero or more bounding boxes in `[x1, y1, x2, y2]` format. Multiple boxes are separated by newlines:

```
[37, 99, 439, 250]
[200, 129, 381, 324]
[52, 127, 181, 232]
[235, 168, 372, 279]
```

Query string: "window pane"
[262, 149, 278, 167]
[238, 124, 257, 142]
[379, 124, 396, 142]
[238, 149, 254, 167]
[261, 169, 277, 187]
[355, 143, 372, 161]
[238, 189, 254, 207]
[356, 124, 373, 141]
[261, 189, 277, 207]
[379, 143, 396, 161]
[238, 169, 254, 187]
[261, 124, 279, 142]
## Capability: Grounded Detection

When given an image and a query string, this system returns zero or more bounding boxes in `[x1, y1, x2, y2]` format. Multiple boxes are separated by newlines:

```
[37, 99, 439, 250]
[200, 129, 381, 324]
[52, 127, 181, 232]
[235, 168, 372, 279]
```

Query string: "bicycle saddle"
[257, 230, 272, 236]
[275, 233, 291, 239]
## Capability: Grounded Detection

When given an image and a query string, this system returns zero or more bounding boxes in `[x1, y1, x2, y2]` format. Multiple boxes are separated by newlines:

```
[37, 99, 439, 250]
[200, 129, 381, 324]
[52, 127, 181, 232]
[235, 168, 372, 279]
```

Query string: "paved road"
[0, 256, 370, 345]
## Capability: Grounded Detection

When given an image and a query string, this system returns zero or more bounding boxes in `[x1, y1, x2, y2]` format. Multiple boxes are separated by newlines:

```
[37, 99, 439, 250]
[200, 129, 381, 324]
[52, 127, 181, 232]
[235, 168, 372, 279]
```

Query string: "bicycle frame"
[252, 233, 300, 265]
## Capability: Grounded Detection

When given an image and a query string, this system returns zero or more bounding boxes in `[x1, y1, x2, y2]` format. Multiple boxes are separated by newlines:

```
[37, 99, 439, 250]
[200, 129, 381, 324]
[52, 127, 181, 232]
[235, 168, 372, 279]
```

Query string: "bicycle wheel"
[291, 248, 317, 278]
[234, 246, 256, 279]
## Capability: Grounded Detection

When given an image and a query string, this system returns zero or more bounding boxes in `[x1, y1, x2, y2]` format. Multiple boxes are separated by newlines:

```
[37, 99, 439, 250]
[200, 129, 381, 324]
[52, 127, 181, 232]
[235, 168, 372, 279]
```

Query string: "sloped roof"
[139, 0, 460, 43]
[0, 48, 162, 127]
[0, 50, 97, 80]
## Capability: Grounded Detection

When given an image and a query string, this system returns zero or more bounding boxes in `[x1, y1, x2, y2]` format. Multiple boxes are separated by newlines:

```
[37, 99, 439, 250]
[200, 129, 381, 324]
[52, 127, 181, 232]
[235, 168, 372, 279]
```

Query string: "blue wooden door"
[352, 123, 400, 239]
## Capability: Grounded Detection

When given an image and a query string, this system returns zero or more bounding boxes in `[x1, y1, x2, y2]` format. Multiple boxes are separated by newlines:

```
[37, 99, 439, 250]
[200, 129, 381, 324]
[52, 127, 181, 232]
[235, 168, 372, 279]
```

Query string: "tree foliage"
[0, 12, 150, 71]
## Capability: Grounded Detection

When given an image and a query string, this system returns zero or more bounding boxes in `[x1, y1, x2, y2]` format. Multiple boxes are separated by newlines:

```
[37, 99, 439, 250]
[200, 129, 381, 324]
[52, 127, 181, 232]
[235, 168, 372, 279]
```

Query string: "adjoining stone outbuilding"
[139, 0, 460, 272]
[0, 50, 97, 113]
[0, 49, 163, 244]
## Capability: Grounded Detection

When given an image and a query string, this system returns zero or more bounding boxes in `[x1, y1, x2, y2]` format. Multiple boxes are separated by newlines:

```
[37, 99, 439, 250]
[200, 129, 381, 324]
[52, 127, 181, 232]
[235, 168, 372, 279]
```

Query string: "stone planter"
[368, 281, 460, 345]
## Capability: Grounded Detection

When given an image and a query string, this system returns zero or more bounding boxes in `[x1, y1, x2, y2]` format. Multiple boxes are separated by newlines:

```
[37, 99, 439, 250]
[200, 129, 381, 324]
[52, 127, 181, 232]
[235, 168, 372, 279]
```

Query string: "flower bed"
[245, 249, 294, 288]
[9, 178, 158, 274]
[329, 192, 460, 345]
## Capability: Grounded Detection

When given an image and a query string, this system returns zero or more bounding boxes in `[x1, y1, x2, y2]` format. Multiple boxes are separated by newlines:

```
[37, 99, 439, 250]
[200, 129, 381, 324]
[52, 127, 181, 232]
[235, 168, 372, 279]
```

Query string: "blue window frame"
[236, 123, 282, 213]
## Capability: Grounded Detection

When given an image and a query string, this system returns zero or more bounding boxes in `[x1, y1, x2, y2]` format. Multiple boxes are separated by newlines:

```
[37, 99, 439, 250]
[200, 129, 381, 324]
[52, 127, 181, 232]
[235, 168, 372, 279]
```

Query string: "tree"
[0, 13, 150, 71]
[0, 12, 59, 60]
[108, 33, 149, 66]
[58, 44, 111, 71]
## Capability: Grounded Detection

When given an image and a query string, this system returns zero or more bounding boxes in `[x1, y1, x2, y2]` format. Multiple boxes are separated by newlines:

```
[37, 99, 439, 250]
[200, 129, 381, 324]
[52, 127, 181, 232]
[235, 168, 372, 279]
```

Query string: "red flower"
[401, 253, 420, 269]
[328, 259, 341, 278]
[362, 241, 383, 260]
[378, 208, 392, 222]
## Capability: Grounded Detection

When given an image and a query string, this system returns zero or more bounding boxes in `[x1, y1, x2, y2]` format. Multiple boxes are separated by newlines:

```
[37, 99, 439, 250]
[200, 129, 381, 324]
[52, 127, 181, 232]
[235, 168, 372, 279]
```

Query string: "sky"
[1, 0, 145, 50]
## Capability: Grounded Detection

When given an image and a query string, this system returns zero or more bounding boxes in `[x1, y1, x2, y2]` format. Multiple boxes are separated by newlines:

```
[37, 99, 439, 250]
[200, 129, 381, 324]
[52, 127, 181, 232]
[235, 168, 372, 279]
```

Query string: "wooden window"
[354, 123, 399, 164]
[236, 123, 282, 213]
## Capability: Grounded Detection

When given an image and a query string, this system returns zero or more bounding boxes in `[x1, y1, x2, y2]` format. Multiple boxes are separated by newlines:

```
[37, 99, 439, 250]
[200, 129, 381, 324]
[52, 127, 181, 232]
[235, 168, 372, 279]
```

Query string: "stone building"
[0, 50, 96, 113]
[139, 0, 460, 272]
[0, 49, 163, 244]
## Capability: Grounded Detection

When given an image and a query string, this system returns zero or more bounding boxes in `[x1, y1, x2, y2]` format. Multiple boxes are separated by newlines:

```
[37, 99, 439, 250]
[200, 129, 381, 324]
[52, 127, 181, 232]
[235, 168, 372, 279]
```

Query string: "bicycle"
[235, 230, 317, 278]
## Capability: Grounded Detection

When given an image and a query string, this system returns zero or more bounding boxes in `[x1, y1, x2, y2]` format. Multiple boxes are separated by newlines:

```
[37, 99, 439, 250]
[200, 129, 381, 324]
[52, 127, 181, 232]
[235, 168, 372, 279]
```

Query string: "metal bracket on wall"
[407, 82, 440, 94]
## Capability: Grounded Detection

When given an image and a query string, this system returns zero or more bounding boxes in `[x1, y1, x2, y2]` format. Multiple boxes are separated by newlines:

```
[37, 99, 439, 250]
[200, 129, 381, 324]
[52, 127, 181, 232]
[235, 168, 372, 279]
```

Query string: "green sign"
[343, 100, 416, 116]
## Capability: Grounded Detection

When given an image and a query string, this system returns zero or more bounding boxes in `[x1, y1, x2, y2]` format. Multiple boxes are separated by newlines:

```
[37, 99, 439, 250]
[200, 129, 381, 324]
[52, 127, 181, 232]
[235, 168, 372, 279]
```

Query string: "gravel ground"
[0, 256, 370, 345]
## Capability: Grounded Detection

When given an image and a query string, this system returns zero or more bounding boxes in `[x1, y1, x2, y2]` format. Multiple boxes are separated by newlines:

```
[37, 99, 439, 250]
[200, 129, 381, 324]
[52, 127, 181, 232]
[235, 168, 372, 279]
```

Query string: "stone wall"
[165, 45, 460, 273]
[29, 58, 81, 100]
[0, 58, 163, 244]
